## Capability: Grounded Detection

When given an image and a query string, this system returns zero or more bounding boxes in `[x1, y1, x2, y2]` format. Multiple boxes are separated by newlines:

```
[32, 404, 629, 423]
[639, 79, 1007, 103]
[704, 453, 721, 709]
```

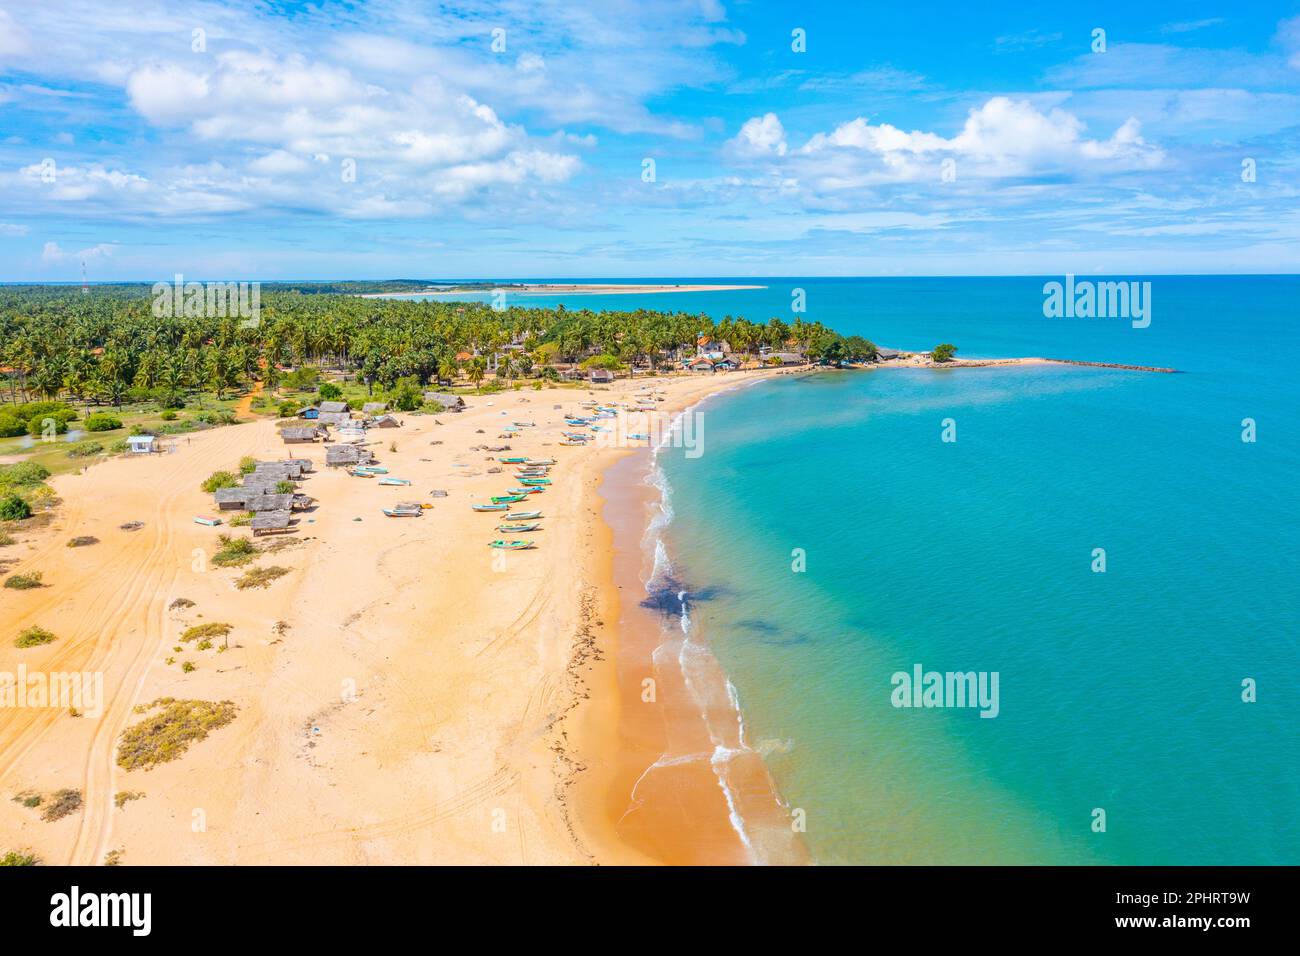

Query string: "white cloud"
[729, 113, 787, 156]
[733, 97, 1164, 194]
[42, 241, 116, 263]
[0, 223, 30, 236]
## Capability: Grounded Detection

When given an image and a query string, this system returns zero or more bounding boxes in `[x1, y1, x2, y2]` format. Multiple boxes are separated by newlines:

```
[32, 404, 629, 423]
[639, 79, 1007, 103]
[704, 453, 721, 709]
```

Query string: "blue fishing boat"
[506, 510, 542, 520]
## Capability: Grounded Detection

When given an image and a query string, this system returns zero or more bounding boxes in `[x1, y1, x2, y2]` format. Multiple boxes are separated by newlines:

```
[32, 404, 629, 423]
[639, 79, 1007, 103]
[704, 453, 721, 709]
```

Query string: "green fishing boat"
[488, 540, 536, 550]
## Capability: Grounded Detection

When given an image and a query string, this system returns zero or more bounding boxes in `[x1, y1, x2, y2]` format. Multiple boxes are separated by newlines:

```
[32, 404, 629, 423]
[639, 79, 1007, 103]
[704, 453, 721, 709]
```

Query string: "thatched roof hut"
[245, 493, 295, 512]
[362, 402, 388, 416]
[423, 393, 465, 411]
[251, 510, 293, 535]
[280, 426, 321, 444]
[372, 414, 402, 428]
[325, 444, 371, 467]
[318, 400, 349, 414]
[214, 487, 249, 509]
[317, 411, 353, 426]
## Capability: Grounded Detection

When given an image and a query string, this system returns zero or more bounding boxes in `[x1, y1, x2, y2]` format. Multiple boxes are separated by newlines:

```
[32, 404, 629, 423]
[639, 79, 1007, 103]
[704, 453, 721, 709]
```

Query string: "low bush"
[66, 441, 105, 459]
[235, 565, 289, 590]
[0, 494, 31, 522]
[15, 626, 56, 648]
[84, 414, 123, 432]
[116, 697, 237, 770]
[201, 470, 239, 493]
[67, 536, 99, 548]
[180, 622, 231, 643]
[4, 572, 44, 590]
[40, 789, 82, 822]
[212, 535, 257, 567]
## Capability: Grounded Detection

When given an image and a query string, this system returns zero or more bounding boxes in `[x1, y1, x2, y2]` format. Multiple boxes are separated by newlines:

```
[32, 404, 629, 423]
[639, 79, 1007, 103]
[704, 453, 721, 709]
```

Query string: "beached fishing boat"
[628, 433, 650, 440]
[473, 503, 510, 512]
[508, 487, 544, 495]
[506, 510, 542, 520]
[512, 422, 535, 427]
[378, 477, 412, 486]
[488, 540, 536, 550]
[193, 515, 222, 527]
[525, 458, 556, 466]
[497, 522, 541, 533]
[383, 506, 422, 517]
[560, 439, 587, 446]
[519, 478, 551, 486]
[491, 494, 528, 504]
[498, 457, 527, 463]
[349, 468, 375, 477]
[354, 466, 389, 474]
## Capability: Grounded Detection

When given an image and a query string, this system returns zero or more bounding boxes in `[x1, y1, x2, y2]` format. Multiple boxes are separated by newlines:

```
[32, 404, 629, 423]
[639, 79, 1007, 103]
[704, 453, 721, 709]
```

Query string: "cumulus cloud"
[731, 97, 1164, 193]
[0, 223, 30, 236]
[42, 241, 116, 263]
[728, 113, 787, 156]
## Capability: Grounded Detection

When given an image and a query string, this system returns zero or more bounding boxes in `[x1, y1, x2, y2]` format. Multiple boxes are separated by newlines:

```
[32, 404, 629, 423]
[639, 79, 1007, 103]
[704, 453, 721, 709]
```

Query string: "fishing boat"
[560, 439, 587, 446]
[491, 494, 528, 504]
[488, 540, 536, 550]
[193, 515, 222, 527]
[497, 522, 540, 533]
[508, 487, 544, 495]
[628, 433, 650, 440]
[512, 422, 535, 427]
[383, 505, 422, 518]
[525, 458, 556, 466]
[519, 478, 551, 486]
[348, 468, 375, 477]
[506, 510, 542, 520]
[378, 477, 412, 486]
[473, 503, 510, 512]
[498, 457, 528, 464]
[354, 466, 389, 474]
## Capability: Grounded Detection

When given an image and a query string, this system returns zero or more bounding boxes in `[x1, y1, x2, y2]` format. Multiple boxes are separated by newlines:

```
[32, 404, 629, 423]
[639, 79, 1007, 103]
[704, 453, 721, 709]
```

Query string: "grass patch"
[212, 534, 258, 568]
[40, 789, 82, 822]
[200, 470, 240, 493]
[169, 597, 195, 610]
[114, 791, 145, 809]
[0, 531, 14, 547]
[116, 697, 238, 771]
[235, 565, 289, 590]
[228, 511, 253, 527]
[4, 572, 44, 590]
[12, 792, 41, 808]
[0, 493, 31, 522]
[0, 850, 39, 866]
[180, 622, 230, 643]
[14, 626, 56, 648]
[66, 440, 105, 459]
[67, 535, 99, 548]
[181, 661, 196, 673]
[239, 456, 256, 474]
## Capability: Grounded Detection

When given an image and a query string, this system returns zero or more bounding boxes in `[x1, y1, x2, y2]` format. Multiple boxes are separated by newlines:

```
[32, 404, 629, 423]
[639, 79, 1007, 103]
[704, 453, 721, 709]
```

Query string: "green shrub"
[27, 415, 68, 437]
[0, 850, 39, 866]
[181, 622, 231, 643]
[159, 410, 178, 421]
[84, 413, 123, 432]
[116, 698, 237, 770]
[0, 531, 15, 547]
[239, 456, 257, 474]
[201, 470, 239, 493]
[317, 382, 342, 401]
[181, 661, 196, 673]
[931, 343, 958, 363]
[0, 462, 51, 487]
[114, 791, 144, 809]
[236, 565, 289, 590]
[275, 480, 295, 494]
[212, 535, 257, 567]
[4, 571, 43, 590]
[0, 494, 32, 522]
[66, 440, 104, 459]
[40, 789, 82, 822]
[15, 626, 56, 647]
[0, 414, 25, 438]
[278, 400, 300, 417]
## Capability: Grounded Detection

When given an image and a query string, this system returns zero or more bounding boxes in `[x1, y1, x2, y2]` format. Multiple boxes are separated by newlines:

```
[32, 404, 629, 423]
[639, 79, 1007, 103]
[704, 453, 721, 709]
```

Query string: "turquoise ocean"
[424, 277, 1299, 864]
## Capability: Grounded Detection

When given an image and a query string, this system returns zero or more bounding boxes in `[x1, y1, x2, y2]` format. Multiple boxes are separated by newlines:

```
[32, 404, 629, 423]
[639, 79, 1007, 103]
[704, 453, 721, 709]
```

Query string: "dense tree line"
[0, 286, 877, 409]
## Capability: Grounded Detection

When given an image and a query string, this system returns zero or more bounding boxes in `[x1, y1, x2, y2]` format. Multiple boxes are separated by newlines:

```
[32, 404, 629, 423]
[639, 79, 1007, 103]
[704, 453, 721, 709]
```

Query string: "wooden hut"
[318, 400, 349, 414]
[213, 487, 249, 510]
[325, 445, 372, 468]
[372, 414, 402, 428]
[280, 426, 321, 444]
[362, 402, 388, 417]
[251, 510, 293, 536]
[244, 493, 295, 512]
[423, 393, 465, 412]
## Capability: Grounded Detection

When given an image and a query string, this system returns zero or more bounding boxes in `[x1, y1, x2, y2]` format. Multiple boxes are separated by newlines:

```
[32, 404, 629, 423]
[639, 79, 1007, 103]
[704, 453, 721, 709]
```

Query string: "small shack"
[251, 510, 293, 536]
[588, 369, 615, 384]
[318, 400, 349, 414]
[126, 434, 157, 454]
[298, 406, 320, 420]
[244, 493, 295, 513]
[317, 411, 353, 427]
[213, 487, 249, 510]
[281, 426, 321, 444]
[362, 402, 388, 417]
[372, 414, 402, 428]
[423, 393, 465, 412]
[326, 444, 372, 468]
[875, 348, 901, 361]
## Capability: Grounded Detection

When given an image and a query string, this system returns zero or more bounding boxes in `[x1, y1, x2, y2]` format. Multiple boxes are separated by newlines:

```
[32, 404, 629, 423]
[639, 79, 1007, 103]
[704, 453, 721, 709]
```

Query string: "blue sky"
[1, 0, 1298, 279]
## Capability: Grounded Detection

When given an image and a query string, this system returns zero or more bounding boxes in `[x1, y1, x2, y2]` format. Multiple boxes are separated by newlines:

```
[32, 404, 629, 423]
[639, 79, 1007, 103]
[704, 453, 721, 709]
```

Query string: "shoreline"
[360, 283, 767, 299]
[0, 357, 1167, 866]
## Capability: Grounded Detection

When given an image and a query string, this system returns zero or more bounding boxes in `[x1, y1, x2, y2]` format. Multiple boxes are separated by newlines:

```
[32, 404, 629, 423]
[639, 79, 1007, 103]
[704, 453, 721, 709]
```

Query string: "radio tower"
[81, 260, 88, 295]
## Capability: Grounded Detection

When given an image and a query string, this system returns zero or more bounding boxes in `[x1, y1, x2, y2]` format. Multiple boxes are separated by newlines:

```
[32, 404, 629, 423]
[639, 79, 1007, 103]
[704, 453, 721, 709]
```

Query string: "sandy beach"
[363, 283, 767, 298]
[0, 369, 805, 866]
